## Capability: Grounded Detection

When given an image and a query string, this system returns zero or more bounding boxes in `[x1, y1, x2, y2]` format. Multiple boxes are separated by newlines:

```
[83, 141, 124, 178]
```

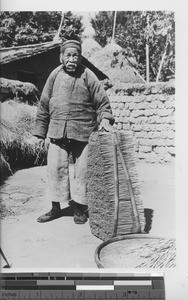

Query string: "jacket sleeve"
[86, 69, 115, 125]
[33, 67, 59, 138]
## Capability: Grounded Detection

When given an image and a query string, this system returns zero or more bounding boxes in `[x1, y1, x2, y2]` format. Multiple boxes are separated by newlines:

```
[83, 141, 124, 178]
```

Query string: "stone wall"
[107, 82, 175, 163]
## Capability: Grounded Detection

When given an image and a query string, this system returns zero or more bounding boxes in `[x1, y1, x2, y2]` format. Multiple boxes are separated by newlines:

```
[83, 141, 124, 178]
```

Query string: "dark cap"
[60, 40, 82, 53]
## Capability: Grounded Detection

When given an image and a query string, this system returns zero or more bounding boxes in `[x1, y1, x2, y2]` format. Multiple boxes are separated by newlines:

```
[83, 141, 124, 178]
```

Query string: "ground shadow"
[144, 208, 154, 233]
[38, 204, 74, 223]
[52, 205, 74, 221]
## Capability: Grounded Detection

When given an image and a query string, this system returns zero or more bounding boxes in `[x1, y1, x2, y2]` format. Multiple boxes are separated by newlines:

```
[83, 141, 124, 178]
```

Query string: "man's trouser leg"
[69, 140, 88, 206]
[46, 140, 70, 208]
[46, 139, 88, 208]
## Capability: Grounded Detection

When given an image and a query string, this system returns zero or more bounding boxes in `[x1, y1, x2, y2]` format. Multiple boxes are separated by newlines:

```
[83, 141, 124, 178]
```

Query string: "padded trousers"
[46, 138, 88, 207]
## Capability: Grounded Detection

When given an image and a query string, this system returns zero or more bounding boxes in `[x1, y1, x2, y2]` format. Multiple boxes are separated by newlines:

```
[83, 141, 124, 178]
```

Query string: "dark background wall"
[0, 48, 60, 93]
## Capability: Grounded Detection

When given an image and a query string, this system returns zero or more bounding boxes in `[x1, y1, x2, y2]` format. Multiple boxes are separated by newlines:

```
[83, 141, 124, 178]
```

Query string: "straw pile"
[81, 37, 102, 59]
[0, 77, 39, 104]
[89, 43, 142, 84]
[0, 100, 47, 182]
[86, 131, 145, 241]
[100, 237, 176, 268]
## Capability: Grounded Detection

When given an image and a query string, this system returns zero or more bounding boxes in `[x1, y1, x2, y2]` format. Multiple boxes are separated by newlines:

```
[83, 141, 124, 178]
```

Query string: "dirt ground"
[0, 162, 175, 269]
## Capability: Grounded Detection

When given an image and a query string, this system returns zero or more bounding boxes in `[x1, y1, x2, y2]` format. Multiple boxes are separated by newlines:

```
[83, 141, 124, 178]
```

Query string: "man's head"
[60, 40, 82, 73]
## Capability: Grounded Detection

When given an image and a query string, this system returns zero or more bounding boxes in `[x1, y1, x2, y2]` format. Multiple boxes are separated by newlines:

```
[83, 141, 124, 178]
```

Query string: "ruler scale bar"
[0, 291, 165, 299]
[37, 280, 75, 285]
[0, 272, 165, 299]
[77, 285, 114, 290]
[114, 280, 152, 285]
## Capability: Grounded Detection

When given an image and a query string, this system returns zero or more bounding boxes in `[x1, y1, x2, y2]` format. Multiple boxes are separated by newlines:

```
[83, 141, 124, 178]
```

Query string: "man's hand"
[99, 118, 115, 132]
[37, 138, 45, 149]
[31, 136, 47, 149]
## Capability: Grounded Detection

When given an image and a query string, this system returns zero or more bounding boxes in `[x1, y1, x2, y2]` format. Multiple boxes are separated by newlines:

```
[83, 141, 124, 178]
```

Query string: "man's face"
[60, 48, 81, 72]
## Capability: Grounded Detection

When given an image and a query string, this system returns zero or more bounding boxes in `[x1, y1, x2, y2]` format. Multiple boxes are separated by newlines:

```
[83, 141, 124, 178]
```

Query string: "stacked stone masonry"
[108, 82, 175, 163]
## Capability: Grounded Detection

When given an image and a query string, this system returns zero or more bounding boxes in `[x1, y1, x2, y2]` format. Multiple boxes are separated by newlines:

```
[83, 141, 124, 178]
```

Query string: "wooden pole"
[57, 12, 64, 37]
[53, 12, 64, 41]
[112, 135, 119, 237]
[156, 49, 167, 82]
[0, 247, 11, 268]
[146, 15, 150, 82]
[146, 43, 149, 83]
[126, 57, 146, 83]
[112, 11, 117, 43]
[156, 37, 169, 82]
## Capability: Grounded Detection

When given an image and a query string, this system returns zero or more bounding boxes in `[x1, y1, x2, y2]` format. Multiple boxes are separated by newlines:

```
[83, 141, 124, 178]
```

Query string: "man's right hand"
[37, 138, 45, 149]
[30, 136, 45, 149]
[28, 136, 49, 149]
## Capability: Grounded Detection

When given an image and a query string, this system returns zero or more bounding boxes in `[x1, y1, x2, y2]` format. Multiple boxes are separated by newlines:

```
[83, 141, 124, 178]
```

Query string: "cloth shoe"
[37, 206, 61, 223]
[73, 203, 88, 224]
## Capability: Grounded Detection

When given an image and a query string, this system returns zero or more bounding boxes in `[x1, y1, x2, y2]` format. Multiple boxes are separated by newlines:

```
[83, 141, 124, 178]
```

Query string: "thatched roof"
[82, 37, 102, 59]
[0, 40, 108, 81]
[0, 77, 39, 103]
[89, 43, 143, 84]
[0, 41, 61, 65]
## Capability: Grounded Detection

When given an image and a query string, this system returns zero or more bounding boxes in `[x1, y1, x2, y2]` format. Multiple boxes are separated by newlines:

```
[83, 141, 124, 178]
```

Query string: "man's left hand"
[99, 118, 115, 132]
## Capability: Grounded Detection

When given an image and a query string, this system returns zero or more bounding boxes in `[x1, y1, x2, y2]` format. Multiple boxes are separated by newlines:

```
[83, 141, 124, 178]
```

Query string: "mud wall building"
[108, 82, 175, 163]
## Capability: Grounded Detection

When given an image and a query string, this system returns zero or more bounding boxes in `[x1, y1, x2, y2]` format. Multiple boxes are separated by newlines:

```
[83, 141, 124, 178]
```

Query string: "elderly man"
[34, 39, 114, 224]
